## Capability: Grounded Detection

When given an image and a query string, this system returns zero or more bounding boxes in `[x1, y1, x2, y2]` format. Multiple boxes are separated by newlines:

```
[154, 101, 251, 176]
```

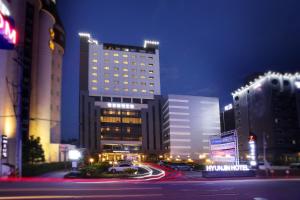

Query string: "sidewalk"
[39, 170, 70, 178]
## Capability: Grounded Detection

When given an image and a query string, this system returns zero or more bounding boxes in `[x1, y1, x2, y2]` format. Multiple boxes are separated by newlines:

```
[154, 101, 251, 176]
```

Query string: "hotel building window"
[123, 74, 129, 78]
[132, 89, 138, 92]
[104, 87, 110, 90]
[149, 70, 154, 74]
[149, 83, 154, 86]
[104, 80, 110, 83]
[149, 90, 154, 94]
[132, 69, 137, 72]
[148, 56, 153, 59]
[124, 88, 129, 92]
[92, 66, 97, 70]
[132, 75, 137, 79]
[104, 59, 110, 63]
[92, 73, 97, 76]
[114, 74, 119, 77]
[113, 80, 120, 84]
[122, 54, 128, 58]
[123, 61, 128, 65]
[131, 55, 136, 58]
[149, 76, 154, 80]
[113, 53, 119, 57]
[114, 67, 119, 71]
[104, 66, 110, 70]
[140, 69, 146, 73]
[141, 82, 146, 86]
[104, 52, 109, 56]
[92, 59, 98, 63]
[114, 88, 120, 91]
[141, 89, 147, 93]
[104, 73, 110, 78]
[114, 60, 119, 64]
[140, 62, 145, 66]
[92, 79, 98, 83]
[92, 87, 98, 90]
[132, 81, 138, 85]
[131, 62, 136, 65]
[123, 68, 128, 72]
[148, 63, 154, 66]
[140, 55, 145, 59]
[123, 81, 129, 85]
[140, 75, 146, 79]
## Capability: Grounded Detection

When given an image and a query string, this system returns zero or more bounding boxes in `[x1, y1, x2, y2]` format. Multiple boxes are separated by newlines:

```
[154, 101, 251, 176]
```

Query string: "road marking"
[0, 194, 163, 199]
[254, 198, 268, 200]
[0, 187, 162, 192]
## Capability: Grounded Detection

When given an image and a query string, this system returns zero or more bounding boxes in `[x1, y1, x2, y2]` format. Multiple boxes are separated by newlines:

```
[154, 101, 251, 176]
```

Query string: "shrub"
[23, 162, 71, 177]
[123, 168, 138, 174]
[80, 163, 112, 178]
[193, 163, 205, 171]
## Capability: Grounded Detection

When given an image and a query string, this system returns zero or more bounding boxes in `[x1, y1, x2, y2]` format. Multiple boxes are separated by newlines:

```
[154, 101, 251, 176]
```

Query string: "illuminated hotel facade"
[79, 33, 162, 160]
[0, 0, 66, 172]
[232, 72, 300, 164]
[162, 95, 221, 160]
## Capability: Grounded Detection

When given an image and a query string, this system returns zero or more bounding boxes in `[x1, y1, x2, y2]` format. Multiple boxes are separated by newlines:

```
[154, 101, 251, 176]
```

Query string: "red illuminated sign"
[0, 12, 17, 45]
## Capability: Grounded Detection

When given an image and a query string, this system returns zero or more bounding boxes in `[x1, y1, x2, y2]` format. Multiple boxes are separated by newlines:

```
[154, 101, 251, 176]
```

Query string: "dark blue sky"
[57, 0, 300, 140]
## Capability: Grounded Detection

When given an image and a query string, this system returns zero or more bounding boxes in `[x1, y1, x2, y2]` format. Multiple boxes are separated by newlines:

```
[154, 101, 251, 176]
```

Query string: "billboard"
[210, 130, 238, 164]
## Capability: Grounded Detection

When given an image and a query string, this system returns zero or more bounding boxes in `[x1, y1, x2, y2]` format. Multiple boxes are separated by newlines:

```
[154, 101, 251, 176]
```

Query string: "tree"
[23, 136, 45, 164]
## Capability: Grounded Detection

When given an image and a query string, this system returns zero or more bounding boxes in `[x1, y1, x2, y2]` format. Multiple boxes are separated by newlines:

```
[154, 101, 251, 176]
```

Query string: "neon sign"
[206, 165, 250, 172]
[0, 12, 17, 45]
[107, 103, 134, 109]
[1, 134, 8, 159]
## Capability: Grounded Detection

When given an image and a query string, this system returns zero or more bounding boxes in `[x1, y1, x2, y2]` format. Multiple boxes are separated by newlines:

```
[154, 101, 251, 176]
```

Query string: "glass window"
[104, 59, 110, 63]
[114, 60, 119, 64]
[104, 73, 110, 78]
[131, 55, 136, 59]
[140, 75, 146, 79]
[149, 70, 154, 74]
[104, 52, 109, 56]
[140, 62, 145, 66]
[104, 66, 110, 70]
[123, 61, 128, 65]
[149, 82, 154, 86]
[114, 67, 119, 71]
[113, 53, 119, 57]
[104, 87, 109, 90]
[148, 63, 154, 66]
[123, 68, 128, 72]
[92, 66, 97, 70]
[131, 68, 137, 72]
[140, 69, 146, 73]
[149, 90, 154, 94]
[114, 88, 120, 91]
[114, 74, 119, 77]
[122, 117, 142, 124]
[104, 80, 110, 83]
[124, 88, 129, 92]
[141, 82, 146, 86]
[132, 89, 138, 92]
[92, 80, 98, 83]
[92, 59, 98, 63]
[113, 80, 119, 84]
[123, 81, 129, 85]
[100, 116, 121, 123]
[148, 56, 153, 59]
[131, 62, 136, 65]
[122, 54, 128, 58]
[92, 73, 97, 76]
[148, 76, 154, 80]
[141, 89, 146, 93]
[92, 86, 97, 90]
[123, 74, 128, 78]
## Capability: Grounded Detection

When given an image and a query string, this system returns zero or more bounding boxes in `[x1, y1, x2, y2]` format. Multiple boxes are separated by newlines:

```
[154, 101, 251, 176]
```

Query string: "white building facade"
[162, 95, 221, 160]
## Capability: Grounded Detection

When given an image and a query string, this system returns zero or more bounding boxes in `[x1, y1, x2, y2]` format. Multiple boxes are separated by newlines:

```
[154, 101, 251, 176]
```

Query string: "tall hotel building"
[0, 0, 65, 172]
[79, 33, 162, 160]
[162, 95, 221, 160]
[232, 72, 300, 164]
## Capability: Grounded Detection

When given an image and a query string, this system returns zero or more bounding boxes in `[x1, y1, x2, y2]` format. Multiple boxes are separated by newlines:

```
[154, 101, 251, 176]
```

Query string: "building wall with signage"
[0, 0, 66, 169]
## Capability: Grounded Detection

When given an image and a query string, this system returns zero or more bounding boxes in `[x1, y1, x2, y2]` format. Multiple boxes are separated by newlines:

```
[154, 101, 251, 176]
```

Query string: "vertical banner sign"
[248, 134, 257, 166]
[1, 135, 8, 159]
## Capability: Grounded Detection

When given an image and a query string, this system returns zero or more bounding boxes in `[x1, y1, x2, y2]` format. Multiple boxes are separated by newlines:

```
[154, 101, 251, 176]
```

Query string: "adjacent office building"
[0, 0, 66, 172]
[162, 95, 221, 160]
[232, 71, 300, 164]
[79, 33, 161, 160]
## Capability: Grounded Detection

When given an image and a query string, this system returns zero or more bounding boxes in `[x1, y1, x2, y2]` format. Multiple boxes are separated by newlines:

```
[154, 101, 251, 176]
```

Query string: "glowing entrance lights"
[0, 12, 17, 45]
[107, 103, 134, 109]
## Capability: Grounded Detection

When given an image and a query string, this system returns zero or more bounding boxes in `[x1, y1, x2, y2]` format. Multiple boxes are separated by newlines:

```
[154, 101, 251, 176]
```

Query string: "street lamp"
[89, 158, 94, 165]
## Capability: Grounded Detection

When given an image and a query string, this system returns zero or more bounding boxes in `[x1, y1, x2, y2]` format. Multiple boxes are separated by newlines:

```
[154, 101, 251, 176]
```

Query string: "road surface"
[0, 178, 300, 200]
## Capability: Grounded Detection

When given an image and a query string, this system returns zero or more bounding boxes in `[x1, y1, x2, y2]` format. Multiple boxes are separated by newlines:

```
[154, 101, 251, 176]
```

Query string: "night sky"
[57, 0, 300, 140]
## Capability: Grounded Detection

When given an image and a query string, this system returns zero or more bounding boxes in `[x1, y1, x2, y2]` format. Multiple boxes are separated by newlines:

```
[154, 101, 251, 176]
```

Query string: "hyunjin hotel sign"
[0, 0, 17, 49]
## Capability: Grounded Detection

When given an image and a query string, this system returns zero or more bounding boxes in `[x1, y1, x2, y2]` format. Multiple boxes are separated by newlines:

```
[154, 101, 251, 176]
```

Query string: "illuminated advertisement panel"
[210, 130, 238, 164]
[0, 2, 17, 49]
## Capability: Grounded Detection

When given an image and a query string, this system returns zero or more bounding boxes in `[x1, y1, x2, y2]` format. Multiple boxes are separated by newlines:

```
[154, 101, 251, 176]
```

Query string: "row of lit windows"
[102, 73, 154, 79]
[103, 80, 154, 86]
[104, 52, 154, 60]
[103, 66, 154, 73]
[101, 127, 132, 133]
[95, 87, 155, 93]
[102, 59, 154, 67]
[100, 116, 142, 124]
[103, 110, 138, 116]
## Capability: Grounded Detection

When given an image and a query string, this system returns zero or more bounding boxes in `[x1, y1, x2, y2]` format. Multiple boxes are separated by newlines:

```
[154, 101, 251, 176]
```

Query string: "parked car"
[290, 163, 300, 169]
[169, 163, 193, 171]
[108, 163, 138, 173]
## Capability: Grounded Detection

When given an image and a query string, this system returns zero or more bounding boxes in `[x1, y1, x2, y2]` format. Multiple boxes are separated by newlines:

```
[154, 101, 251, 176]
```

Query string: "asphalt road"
[0, 178, 300, 200]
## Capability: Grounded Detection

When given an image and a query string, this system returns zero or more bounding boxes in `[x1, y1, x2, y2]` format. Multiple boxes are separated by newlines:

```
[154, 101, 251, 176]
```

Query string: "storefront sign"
[107, 103, 134, 109]
[1, 134, 8, 159]
[206, 165, 250, 172]
[0, 1, 17, 49]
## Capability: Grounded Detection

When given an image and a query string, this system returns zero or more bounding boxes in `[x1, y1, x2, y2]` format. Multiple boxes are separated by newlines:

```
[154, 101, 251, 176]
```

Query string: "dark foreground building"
[232, 71, 300, 164]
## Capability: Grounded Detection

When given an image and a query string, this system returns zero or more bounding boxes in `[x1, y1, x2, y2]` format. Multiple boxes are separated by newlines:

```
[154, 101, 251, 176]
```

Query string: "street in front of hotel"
[1, 176, 300, 200]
